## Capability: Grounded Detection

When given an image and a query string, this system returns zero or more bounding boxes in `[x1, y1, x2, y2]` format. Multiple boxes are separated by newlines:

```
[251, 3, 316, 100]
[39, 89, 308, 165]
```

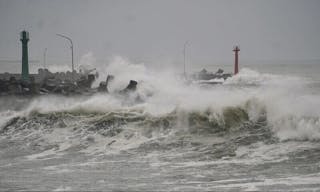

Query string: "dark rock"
[98, 81, 108, 92]
[215, 68, 224, 74]
[77, 73, 96, 90]
[98, 75, 114, 93]
[106, 75, 114, 83]
[120, 80, 137, 94]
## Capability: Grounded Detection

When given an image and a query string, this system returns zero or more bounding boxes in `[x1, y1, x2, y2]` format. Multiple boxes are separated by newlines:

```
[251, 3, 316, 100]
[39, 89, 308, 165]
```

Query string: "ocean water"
[1, 59, 320, 191]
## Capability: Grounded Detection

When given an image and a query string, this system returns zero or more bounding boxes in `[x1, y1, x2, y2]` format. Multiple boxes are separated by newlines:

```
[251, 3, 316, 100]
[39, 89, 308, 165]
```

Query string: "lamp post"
[43, 48, 47, 69]
[56, 33, 74, 72]
[183, 41, 188, 78]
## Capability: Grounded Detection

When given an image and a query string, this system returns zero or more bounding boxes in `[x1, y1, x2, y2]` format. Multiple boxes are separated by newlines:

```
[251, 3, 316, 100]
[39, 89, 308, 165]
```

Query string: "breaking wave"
[1, 59, 320, 158]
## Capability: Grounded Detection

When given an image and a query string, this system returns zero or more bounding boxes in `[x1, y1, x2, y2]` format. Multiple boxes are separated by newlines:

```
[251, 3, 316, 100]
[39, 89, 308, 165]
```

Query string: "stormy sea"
[1, 60, 320, 191]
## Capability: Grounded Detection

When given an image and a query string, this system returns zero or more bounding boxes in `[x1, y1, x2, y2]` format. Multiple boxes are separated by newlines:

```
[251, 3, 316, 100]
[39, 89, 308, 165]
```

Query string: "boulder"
[119, 80, 137, 94]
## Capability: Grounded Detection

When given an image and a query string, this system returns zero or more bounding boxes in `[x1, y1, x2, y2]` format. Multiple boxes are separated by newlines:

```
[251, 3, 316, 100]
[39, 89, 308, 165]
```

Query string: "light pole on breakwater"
[43, 48, 47, 69]
[56, 33, 74, 72]
[183, 41, 189, 78]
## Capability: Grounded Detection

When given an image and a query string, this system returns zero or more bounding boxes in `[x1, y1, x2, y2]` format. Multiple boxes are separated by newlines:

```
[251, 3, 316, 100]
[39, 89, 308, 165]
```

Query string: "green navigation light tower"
[20, 30, 29, 81]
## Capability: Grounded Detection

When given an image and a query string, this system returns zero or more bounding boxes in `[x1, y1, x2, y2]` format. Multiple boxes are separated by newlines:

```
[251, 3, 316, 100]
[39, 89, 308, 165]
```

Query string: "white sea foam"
[0, 110, 18, 128]
[53, 186, 72, 191]
[1, 57, 320, 142]
[226, 68, 320, 141]
[1, 56, 320, 192]
[214, 173, 320, 190]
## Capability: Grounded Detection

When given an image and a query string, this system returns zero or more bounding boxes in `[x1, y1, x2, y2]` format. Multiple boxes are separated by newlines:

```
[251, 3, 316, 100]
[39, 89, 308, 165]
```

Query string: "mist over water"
[1, 56, 320, 191]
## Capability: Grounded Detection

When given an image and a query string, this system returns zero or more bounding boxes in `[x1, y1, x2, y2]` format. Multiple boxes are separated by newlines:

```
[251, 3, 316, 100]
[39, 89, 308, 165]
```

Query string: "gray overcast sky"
[1, 0, 320, 71]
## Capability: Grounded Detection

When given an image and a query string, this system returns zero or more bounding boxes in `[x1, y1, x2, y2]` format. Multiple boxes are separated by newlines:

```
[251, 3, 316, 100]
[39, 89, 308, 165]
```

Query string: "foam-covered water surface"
[1, 59, 320, 191]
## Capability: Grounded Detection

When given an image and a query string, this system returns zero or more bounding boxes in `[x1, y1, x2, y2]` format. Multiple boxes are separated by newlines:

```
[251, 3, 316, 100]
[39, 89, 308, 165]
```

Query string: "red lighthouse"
[233, 46, 240, 75]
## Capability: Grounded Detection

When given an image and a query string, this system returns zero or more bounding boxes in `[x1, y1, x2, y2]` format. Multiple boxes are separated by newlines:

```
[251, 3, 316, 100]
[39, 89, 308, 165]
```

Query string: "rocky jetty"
[0, 69, 138, 97]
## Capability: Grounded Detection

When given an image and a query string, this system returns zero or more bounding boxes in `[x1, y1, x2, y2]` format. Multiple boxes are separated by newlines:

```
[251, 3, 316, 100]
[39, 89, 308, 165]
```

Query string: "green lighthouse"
[20, 30, 29, 81]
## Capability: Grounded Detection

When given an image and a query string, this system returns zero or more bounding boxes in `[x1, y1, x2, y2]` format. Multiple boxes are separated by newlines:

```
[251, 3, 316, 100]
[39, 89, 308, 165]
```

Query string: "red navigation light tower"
[233, 46, 240, 75]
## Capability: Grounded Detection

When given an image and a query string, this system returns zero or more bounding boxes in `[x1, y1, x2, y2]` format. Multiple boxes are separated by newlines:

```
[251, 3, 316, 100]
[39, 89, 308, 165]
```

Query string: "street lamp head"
[56, 33, 74, 72]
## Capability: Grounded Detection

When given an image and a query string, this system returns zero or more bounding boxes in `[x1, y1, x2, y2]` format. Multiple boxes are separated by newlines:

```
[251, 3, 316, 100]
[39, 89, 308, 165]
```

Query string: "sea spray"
[1, 58, 320, 145]
[1, 60, 320, 191]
